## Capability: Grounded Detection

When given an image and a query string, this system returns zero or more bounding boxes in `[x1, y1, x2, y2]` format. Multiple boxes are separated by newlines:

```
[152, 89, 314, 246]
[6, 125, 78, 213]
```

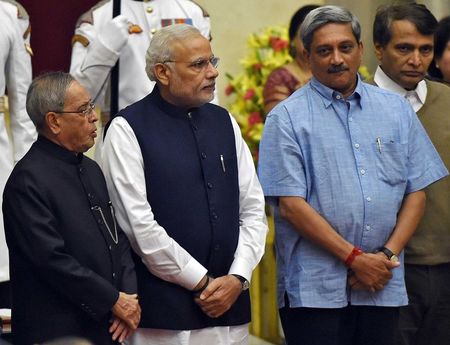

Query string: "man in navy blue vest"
[100, 24, 268, 345]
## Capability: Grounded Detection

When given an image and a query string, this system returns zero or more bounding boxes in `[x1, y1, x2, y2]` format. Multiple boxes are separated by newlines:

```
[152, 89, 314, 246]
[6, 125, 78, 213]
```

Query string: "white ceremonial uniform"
[0, 0, 36, 284]
[70, 0, 211, 114]
[100, 115, 268, 345]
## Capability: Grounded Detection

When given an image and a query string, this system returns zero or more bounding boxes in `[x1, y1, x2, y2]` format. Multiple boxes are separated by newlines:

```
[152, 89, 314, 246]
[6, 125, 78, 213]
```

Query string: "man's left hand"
[348, 252, 399, 291]
[109, 317, 134, 343]
[194, 275, 242, 318]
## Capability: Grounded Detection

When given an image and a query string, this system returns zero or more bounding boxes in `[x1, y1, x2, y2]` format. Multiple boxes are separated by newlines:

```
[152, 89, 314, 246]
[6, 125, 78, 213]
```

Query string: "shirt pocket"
[373, 140, 407, 186]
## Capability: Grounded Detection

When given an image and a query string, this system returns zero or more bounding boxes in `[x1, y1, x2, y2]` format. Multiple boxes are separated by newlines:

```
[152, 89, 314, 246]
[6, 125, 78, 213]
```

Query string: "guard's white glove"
[98, 14, 130, 53]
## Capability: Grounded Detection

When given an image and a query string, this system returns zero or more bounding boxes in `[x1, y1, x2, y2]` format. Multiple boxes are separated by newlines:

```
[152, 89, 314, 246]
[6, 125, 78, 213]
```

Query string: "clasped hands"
[110, 292, 141, 342]
[347, 252, 400, 292]
[193, 274, 243, 319]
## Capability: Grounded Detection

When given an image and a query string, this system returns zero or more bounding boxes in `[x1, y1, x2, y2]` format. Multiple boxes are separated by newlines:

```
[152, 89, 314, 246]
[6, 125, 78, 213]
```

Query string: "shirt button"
[207, 182, 213, 189]
[201, 152, 207, 159]
[150, 28, 157, 34]
[366, 197, 372, 202]
[360, 169, 366, 175]
[354, 143, 360, 148]
[349, 117, 353, 122]
[336, 95, 341, 100]
[146, 6, 153, 13]
[365, 225, 371, 230]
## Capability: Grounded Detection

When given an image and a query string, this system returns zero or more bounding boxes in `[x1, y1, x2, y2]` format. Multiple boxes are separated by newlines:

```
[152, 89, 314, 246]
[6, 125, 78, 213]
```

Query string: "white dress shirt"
[374, 66, 427, 112]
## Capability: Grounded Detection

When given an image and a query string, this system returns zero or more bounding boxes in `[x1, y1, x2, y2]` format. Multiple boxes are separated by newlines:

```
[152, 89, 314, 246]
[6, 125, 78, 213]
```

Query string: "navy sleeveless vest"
[116, 87, 251, 329]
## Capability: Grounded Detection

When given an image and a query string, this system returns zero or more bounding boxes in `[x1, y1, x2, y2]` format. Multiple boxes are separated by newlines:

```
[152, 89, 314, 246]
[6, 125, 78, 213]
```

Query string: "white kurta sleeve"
[100, 117, 207, 290]
[227, 115, 268, 282]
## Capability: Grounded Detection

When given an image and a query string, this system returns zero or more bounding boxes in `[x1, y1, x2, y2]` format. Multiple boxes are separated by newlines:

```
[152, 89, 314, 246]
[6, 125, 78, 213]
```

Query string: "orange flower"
[269, 36, 289, 52]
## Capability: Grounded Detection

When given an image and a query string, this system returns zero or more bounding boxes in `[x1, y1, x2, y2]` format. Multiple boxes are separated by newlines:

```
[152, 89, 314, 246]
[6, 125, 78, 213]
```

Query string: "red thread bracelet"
[345, 247, 363, 267]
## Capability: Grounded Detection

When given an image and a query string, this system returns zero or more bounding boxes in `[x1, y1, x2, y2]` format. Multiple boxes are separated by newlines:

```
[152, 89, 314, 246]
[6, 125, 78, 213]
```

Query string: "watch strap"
[231, 274, 249, 291]
[379, 246, 396, 260]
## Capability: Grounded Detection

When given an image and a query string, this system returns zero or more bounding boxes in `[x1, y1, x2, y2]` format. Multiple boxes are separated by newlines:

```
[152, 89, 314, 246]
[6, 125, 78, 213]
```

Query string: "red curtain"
[19, 0, 100, 77]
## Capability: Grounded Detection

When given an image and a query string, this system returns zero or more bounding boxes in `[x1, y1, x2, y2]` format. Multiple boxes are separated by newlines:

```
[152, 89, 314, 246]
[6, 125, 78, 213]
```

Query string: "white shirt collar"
[374, 66, 427, 112]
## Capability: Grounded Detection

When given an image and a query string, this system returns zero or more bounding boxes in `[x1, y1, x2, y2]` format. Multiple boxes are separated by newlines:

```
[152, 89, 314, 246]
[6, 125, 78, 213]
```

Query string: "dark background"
[20, 0, 100, 76]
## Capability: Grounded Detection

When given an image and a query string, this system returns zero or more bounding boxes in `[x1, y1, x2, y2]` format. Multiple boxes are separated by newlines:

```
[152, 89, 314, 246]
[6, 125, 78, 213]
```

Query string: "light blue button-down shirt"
[258, 76, 448, 308]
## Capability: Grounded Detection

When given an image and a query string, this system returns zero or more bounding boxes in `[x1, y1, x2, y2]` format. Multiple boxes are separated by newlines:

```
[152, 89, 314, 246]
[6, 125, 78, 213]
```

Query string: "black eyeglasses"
[50, 101, 96, 118]
[163, 56, 220, 72]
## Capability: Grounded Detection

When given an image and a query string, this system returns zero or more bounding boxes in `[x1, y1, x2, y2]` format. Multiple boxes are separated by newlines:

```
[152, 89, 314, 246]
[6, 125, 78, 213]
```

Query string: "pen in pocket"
[376, 137, 382, 154]
[220, 154, 226, 172]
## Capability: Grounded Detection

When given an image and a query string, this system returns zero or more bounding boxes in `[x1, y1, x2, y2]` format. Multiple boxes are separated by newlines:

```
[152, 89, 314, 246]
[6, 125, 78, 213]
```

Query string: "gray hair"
[26, 71, 74, 131]
[145, 24, 202, 81]
[300, 5, 361, 52]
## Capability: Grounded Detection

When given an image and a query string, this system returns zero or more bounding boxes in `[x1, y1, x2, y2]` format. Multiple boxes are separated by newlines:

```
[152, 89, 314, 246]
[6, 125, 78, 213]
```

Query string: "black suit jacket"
[2, 136, 137, 345]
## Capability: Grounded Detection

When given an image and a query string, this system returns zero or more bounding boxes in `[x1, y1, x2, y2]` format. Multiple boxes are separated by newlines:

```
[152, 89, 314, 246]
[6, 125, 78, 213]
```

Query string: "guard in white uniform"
[0, 0, 36, 307]
[70, 0, 212, 125]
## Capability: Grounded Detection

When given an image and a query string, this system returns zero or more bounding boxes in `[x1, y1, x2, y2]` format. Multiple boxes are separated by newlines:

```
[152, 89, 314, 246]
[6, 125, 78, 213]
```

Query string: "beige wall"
[195, 0, 449, 107]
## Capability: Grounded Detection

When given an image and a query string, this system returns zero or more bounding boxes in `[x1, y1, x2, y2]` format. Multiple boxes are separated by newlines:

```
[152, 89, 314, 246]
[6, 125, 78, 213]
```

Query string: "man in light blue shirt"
[258, 5, 448, 345]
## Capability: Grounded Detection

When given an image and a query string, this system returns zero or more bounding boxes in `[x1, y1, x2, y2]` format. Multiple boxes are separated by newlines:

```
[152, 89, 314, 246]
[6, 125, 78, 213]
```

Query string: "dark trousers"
[398, 263, 450, 345]
[280, 301, 399, 345]
[0, 281, 10, 308]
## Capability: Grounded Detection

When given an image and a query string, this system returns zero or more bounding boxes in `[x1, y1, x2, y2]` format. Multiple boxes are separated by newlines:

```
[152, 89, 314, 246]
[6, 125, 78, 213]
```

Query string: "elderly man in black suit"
[2, 72, 141, 345]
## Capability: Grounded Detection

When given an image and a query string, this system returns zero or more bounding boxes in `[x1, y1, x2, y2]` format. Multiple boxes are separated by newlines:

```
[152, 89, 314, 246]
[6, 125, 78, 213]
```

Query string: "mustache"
[328, 65, 349, 73]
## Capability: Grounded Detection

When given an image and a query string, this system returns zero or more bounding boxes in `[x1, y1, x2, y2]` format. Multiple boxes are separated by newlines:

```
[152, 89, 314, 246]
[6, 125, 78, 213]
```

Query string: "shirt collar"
[310, 75, 363, 108]
[150, 85, 198, 118]
[374, 66, 427, 112]
[35, 135, 83, 165]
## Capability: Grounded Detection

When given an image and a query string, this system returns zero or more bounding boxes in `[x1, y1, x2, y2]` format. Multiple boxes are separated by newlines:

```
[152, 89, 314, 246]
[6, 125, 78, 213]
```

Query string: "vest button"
[201, 152, 207, 159]
[214, 244, 220, 251]
[212, 213, 218, 220]
[207, 182, 213, 189]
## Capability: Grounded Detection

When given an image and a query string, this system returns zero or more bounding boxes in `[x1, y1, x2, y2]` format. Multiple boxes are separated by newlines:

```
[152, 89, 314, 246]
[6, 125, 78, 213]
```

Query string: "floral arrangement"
[225, 26, 291, 162]
[225, 26, 371, 162]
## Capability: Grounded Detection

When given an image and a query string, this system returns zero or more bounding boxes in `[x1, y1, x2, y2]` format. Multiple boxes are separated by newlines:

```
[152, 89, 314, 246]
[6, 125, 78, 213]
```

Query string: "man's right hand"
[112, 292, 141, 330]
[349, 252, 399, 292]
[99, 15, 130, 52]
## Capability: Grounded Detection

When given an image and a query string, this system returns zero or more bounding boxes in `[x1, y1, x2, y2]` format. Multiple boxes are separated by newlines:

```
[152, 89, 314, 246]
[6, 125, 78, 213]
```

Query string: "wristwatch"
[231, 274, 250, 291]
[379, 247, 399, 262]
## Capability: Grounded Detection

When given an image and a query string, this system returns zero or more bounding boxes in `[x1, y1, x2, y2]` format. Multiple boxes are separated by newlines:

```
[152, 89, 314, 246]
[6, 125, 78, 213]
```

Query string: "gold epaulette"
[23, 22, 30, 39]
[0, 96, 5, 113]
[72, 34, 90, 47]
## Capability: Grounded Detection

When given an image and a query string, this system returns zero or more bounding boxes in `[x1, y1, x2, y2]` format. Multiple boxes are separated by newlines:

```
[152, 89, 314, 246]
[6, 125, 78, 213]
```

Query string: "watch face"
[242, 280, 250, 291]
[390, 255, 399, 263]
